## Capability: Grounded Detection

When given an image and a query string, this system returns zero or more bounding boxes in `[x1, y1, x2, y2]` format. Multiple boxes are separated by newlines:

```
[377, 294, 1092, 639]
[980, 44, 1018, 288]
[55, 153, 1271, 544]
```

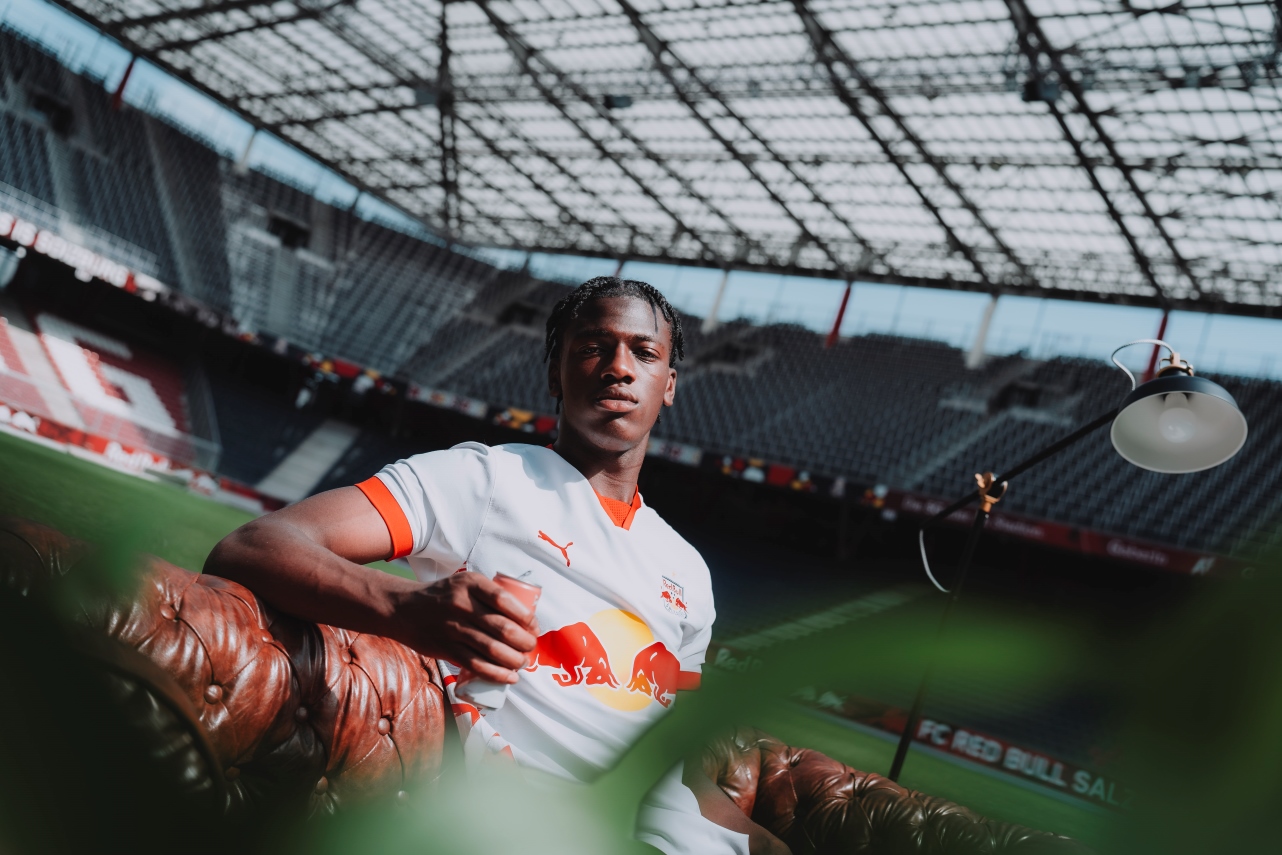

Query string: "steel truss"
[46, 0, 1282, 317]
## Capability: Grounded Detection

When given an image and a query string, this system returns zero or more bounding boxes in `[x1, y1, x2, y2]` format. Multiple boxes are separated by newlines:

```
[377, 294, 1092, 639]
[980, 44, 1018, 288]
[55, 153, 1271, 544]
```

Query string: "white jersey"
[358, 442, 714, 782]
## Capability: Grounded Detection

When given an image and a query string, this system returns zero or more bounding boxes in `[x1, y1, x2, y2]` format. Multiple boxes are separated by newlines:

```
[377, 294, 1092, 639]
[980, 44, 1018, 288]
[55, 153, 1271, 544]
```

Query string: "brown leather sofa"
[703, 728, 1092, 854]
[1, 516, 1090, 853]
[1, 516, 447, 815]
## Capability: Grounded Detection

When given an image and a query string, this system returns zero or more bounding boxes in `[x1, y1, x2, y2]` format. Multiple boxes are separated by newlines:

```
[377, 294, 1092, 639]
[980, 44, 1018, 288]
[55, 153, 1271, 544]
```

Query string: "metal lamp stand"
[887, 407, 1119, 782]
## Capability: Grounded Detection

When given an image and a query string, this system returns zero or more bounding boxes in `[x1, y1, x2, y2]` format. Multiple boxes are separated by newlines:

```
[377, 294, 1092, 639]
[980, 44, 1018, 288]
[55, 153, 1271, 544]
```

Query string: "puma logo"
[538, 531, 573, 566]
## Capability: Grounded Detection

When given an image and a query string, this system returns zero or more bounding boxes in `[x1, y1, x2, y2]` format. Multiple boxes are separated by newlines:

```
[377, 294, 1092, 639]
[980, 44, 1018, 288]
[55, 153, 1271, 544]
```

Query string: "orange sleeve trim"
[677, 671, 701, 691]
[356, 476, 414, 559]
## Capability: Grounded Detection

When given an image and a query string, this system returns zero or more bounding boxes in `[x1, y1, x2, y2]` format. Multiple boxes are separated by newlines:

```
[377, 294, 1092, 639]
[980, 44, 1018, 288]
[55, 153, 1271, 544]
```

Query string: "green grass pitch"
[0, 429, 1110, 846]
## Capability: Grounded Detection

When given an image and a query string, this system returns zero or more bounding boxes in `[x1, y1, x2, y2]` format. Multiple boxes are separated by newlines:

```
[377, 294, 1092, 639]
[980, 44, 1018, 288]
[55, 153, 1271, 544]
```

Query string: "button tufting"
[340, 650, 352, 664]
[261, 632, 274, 645]
[377, 717, 392, 735]
[295, 706, 309, 722]
[159, 605, 177, 621]
[204, 684, 224, 704]
[314, 776, 328, 794]
[396, 790, 409, 803]
[225, 766, 240, 781]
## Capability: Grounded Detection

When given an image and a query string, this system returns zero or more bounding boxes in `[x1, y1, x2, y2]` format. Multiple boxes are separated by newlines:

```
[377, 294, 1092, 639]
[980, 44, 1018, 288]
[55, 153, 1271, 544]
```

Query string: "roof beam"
[791, 0, 1038, 290]
[303, 0, 649, 256]
[474, 0, 770, 267]
[115, 0, 287, 30]
[452, 109, 639, 254]
[274, 2, 644, 249]
[615, 0, 886, 278]
[326, 150, 1282, 172]
[493, 245, 1279, 320]
[147, 2, 346, 52]
[1005, 0, 1200, 301]
[437, 0, 459, 240]
[268, 98, 420, 129]
[1003, 0, 1169, 302]
[44, 0, 455, 245]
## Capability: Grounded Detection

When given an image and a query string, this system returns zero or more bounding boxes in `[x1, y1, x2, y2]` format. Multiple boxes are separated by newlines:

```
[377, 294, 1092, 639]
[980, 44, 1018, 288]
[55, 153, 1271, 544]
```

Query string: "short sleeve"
[677, 580, 715, 689]
[678, 615, 714, 674]
[358, 442, 497, 566]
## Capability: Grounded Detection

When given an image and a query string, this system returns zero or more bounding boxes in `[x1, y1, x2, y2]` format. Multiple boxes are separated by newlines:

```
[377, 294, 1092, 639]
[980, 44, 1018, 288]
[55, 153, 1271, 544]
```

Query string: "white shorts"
[635, 761, 751, 855]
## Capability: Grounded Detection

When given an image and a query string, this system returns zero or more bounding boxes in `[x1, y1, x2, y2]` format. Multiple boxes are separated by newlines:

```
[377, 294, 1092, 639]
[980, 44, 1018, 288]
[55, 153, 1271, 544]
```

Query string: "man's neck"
[553, 428, 646, 503]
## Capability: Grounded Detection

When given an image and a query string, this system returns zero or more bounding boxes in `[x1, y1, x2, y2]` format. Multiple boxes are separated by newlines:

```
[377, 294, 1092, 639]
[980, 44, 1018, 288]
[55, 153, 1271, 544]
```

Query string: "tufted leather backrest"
[1, 517, 448, 815]
[704, 727, 1094, 855]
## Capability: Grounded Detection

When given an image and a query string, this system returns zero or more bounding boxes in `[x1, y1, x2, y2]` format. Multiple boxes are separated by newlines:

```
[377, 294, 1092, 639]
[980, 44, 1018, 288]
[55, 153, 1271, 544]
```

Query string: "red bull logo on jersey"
[525, 621, 619, 687]
[660, 576, 687, 617]
[524, 610, 695, 712]
[626, 641, 681, 708]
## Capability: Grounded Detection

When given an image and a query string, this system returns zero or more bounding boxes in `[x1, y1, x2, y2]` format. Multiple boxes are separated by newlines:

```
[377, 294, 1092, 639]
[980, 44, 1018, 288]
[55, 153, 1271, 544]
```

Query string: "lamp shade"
[1111, 375, 1247, 473]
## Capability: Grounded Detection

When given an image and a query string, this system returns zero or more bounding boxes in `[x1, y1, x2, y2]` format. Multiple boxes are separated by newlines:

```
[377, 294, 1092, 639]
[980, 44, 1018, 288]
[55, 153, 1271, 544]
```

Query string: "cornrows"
[543, 276, 686, 367]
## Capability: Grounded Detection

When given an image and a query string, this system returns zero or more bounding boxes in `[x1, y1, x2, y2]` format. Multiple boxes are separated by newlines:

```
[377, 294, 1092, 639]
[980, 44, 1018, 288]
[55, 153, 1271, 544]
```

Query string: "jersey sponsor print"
[527, 609, 685, 711]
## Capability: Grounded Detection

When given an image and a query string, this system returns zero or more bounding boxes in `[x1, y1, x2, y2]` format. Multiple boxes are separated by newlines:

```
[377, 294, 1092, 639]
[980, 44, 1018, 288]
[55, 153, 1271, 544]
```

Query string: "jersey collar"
[544, 444, 642, 530]
[594, 489, 642, 530]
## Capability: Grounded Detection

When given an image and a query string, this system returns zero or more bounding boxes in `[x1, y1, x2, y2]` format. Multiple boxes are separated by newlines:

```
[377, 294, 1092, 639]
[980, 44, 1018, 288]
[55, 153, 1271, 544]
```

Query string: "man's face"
[549, 295, 677, 453]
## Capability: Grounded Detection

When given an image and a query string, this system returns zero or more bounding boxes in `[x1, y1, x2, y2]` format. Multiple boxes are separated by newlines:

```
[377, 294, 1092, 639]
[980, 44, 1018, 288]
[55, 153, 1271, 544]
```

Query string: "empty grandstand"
[3, 22, 1281, 563]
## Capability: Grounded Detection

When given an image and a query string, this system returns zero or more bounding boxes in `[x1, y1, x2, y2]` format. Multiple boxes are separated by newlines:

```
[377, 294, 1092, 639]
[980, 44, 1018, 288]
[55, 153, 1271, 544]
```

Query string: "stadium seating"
[0, 316, 49, 416]
[0, 113, 57, 205]
[309, 429, 432, 495]
[66, 76, 179, 282]
[204, 368, 327, 486]
[4, 22, 1279, 559]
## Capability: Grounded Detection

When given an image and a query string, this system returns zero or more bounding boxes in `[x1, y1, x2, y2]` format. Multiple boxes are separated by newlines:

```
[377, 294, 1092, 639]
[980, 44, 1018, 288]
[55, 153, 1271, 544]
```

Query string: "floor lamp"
[887, 339, 1249, 782]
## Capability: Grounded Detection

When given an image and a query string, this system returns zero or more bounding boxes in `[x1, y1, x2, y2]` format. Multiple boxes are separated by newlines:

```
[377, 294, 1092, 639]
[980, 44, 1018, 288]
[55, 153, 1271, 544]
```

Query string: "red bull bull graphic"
[524, 611, 700, 712]
[627, 641, 681, 708]
[525, 622, 619, 687]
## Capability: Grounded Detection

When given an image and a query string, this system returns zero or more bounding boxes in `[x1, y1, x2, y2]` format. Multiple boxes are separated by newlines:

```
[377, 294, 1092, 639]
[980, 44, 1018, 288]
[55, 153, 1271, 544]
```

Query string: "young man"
[205, 277, 789, 855]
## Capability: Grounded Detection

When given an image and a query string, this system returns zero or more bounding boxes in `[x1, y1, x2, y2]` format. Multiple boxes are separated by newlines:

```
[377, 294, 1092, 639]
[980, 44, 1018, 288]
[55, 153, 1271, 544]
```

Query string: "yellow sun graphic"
[586, 609, 654, 711]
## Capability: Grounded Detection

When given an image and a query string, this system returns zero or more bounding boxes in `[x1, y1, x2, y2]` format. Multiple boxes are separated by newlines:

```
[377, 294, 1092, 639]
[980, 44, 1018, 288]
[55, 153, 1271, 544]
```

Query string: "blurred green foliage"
[6, 428, 1277, 853]
[1103, 551, 1282, 855]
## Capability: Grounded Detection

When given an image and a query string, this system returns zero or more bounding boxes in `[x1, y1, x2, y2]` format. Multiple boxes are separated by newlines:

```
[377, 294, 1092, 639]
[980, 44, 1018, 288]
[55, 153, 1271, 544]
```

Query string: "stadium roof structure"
[50, 0, 1282, 317]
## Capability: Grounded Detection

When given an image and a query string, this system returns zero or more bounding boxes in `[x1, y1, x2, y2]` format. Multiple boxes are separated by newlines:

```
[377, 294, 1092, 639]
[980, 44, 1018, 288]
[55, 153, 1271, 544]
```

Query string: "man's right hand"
[391, 572, 538, 683]
[203, 486, 537, 681]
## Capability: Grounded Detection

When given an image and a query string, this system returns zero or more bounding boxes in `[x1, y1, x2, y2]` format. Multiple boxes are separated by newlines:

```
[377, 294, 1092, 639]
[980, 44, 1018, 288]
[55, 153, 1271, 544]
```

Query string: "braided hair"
[544, 276, 685, 367]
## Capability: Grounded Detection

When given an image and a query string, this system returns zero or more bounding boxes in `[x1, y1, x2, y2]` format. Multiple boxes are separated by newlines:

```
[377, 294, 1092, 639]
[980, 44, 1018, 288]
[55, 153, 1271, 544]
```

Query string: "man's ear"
[548, 359, 562, 400]
[663, 367, 677, 407]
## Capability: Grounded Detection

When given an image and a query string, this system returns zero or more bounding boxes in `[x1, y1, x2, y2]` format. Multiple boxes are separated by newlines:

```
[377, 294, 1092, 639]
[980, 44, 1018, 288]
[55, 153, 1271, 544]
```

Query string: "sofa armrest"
[706, 727, 1093, 855]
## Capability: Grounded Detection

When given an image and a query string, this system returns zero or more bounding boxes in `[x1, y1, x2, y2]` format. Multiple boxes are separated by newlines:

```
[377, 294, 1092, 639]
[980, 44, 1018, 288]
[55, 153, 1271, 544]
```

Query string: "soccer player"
[205, 277, 790, 855]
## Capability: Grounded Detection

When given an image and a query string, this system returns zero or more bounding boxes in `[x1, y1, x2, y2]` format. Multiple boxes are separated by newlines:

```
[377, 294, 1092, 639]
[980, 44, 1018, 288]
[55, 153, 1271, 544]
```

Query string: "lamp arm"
[916, 406, 1118, 591]
[920, 405, 1120, 532]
